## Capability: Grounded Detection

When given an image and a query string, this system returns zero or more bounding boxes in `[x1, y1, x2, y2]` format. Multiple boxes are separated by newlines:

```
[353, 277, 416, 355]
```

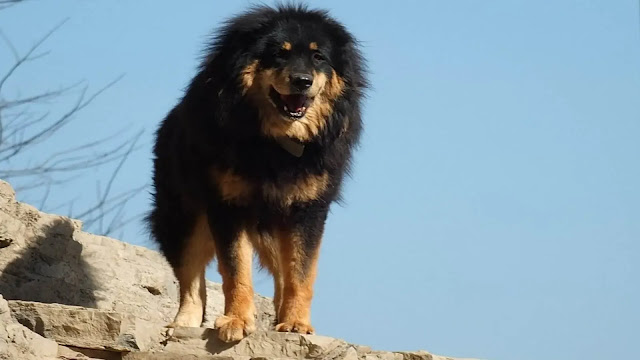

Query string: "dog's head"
[209, 5, 365, 142]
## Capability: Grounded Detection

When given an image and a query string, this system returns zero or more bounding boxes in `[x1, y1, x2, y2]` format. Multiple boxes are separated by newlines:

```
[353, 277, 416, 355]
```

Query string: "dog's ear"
[215, 5, 276, 45]
[201, 6, 276, 78]
[337, 38, 368, 94]
[323, 20, 368, 96]
[196, 5, 279, 108]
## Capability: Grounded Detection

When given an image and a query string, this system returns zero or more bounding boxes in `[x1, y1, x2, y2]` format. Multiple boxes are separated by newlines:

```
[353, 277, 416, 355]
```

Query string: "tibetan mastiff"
[147, 4, 367, 342]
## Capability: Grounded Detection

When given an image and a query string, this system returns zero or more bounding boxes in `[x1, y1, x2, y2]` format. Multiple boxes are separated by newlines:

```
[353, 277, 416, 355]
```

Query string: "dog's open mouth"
[269, 87, 312, 119]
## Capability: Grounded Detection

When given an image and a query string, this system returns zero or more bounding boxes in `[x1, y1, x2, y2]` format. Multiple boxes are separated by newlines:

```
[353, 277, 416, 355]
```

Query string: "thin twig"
[0, 74, 124, 159]
[0, 18, 69, 92]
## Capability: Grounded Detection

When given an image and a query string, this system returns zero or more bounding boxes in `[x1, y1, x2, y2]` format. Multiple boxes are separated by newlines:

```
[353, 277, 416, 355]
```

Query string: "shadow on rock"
[205, 329, 237, 354]
[0, 218, 98, 307]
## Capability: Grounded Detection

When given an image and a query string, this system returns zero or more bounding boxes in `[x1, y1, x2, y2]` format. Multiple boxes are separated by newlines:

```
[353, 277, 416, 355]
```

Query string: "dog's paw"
[214, 315, 256, 342]
[167, 311, 202, 328]
[275, 321, 314, 334]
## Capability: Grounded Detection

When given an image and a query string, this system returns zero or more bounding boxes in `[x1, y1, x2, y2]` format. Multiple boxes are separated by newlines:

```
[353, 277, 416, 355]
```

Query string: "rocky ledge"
[0, 179, 478, 360]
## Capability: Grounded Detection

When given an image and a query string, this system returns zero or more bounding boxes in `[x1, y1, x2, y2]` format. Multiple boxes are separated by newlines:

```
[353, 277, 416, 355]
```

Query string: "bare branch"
[105, 212, 146, 237]
[0, 18, 69, 92]
[13, 175, 73, 193]
[1, 0, 144, 240]
[0, 1, 26, 11]
[100, 130, 143, 211]
[78, 184, 148, 226]
[0, 74, 124, 160]
[38, 180, 52, 209]
[1, 81, 84, 110]
[0, 139, 141, 178]
[69, 130, 144, 231]
[0, 30, 19, 61]
[1, 112, 49, 150]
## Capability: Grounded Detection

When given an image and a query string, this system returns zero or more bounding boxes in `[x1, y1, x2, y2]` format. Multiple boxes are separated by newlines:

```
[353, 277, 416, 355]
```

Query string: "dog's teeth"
[284, 105, 289, 112]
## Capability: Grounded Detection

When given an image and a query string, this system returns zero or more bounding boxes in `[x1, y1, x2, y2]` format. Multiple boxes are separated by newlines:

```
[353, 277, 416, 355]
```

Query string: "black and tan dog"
[147, 4, 367, 342]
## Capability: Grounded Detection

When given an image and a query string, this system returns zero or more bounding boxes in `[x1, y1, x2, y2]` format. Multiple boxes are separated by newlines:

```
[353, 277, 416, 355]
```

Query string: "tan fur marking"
[273, 271, 284, 320]
[282, 41, 292, 50]
[324, 69, 346, 100]
[250, 232, 284, 318]
[240, 60, 260, 95]
[215, 229, 256, 342]
[274, 228, 320, 333]
[307, 70, 329, 99]
[256, 68, 290, 96]
[243, 62, 346, 141]
[211, 168, 254, 204]
[169, 215, 215, 328]
[309, 42, 318, 50]
[263, 172, 329, 207]
[259, 95, 328, 141]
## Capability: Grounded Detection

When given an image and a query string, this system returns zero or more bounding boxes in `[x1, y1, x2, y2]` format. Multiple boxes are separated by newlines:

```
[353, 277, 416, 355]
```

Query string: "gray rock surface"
[0, 295, 58, 360]
[0, 179, 479, 359]
[0, 179, 275, 330]
[8, 300, 167, 353]
[6, 301, 474, 360]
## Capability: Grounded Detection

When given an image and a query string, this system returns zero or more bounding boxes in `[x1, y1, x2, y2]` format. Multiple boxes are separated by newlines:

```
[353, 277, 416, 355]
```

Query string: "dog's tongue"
[281, 94, 307, 112]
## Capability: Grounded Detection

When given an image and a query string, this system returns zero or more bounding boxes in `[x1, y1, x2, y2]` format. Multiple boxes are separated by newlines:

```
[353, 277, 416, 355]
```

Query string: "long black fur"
[147, 3, 367, 287]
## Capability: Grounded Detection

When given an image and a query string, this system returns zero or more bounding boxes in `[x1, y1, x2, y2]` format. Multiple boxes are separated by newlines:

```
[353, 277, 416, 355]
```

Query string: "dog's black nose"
[290, 73, 313, 91]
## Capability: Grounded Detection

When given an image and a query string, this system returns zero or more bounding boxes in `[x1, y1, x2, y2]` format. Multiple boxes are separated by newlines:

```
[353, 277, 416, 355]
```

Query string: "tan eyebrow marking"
[309, 42, 318, 50]
[282, 41, 292, 50]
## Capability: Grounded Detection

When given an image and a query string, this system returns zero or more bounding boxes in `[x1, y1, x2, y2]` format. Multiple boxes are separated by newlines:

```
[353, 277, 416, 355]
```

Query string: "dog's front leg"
[208, 208, 256, 342]
[274, 204, 329, 334]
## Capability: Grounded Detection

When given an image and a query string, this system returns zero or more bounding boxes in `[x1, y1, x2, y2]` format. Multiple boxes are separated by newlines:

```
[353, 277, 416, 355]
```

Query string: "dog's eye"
[276, 49, 290, 59]
[312, 52, 325, 63]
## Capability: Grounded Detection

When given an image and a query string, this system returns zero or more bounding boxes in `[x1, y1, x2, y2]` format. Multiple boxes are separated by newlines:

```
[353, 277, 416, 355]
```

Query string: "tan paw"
[214, 315, 256, 342]
[167, 311, 202, 328]
[275, 321, 315, 334]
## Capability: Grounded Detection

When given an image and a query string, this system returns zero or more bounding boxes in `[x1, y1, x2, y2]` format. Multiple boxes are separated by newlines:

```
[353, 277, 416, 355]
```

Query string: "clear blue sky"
[1, 1, 639, 359]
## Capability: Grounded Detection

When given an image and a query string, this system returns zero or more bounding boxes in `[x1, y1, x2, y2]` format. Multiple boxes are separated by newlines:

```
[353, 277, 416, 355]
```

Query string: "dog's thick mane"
[195, 4, 367, 120]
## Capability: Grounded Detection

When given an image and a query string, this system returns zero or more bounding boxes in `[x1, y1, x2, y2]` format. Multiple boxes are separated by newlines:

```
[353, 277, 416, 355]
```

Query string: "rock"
[0, 295, 58, 360]
[160, 327, 352, 358]
[57, 345, 123, 360]
[7, 300, 167, 352]
[5, 299, 473, 360]
[134, 327, 466, 360]
[0, 217, 14, 248]
[0, 179, 275, 331]
[0, 179, 478, 359]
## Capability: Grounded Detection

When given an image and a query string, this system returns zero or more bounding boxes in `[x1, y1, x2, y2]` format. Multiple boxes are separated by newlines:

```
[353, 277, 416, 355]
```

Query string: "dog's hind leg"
[169, 214, 215, 328]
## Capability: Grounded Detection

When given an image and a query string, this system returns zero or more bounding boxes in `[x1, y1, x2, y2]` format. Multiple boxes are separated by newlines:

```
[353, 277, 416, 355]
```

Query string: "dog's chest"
[211, 168, 329, 207]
